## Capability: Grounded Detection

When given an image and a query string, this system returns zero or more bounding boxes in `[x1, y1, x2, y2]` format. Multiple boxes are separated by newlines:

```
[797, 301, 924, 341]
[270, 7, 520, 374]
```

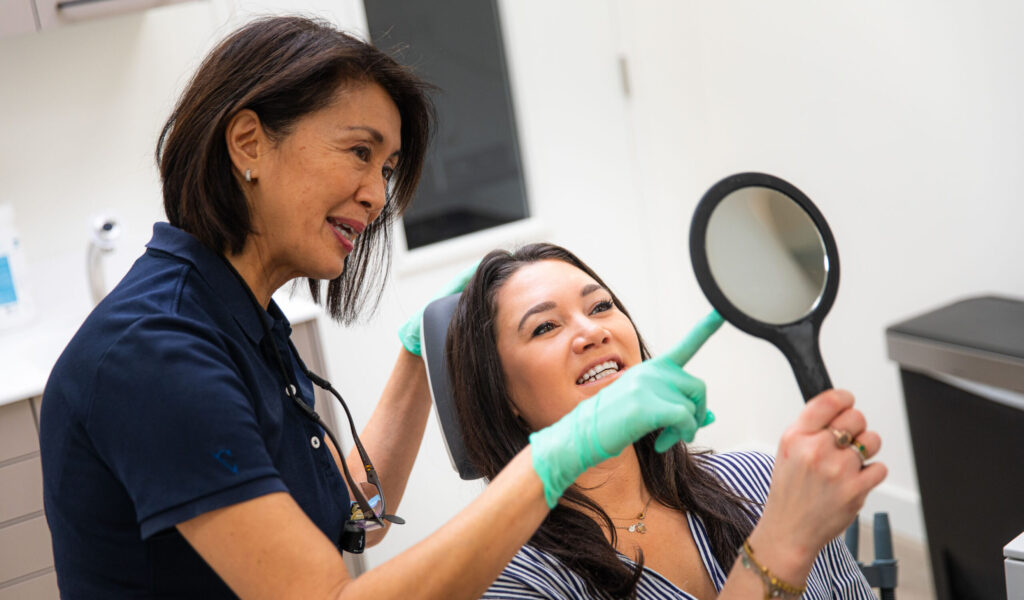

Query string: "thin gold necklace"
[612, 495, 654, 534]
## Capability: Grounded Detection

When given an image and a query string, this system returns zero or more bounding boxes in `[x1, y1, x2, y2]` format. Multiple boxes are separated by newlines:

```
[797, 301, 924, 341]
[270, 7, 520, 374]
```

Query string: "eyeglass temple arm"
[284, 388, 378, 517]
[298, 360, 402, 524]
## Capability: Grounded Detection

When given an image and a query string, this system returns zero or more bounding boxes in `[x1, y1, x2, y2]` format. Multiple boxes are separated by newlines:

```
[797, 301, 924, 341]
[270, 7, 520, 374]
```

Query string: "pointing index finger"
[665, 310, 725, 366]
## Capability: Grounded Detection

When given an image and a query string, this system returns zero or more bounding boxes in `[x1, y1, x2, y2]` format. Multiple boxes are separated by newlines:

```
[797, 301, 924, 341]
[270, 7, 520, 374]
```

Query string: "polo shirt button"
[311, 436, 321, 449]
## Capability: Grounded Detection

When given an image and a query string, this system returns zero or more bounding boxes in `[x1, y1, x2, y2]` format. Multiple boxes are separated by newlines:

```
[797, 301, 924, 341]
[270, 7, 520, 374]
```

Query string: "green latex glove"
[529, 310, 723, 508]
[398, 261, 479, 356]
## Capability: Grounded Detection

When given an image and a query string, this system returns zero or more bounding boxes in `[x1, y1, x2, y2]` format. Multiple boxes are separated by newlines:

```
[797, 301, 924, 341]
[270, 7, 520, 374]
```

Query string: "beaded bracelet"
[739, 539, 808, 599]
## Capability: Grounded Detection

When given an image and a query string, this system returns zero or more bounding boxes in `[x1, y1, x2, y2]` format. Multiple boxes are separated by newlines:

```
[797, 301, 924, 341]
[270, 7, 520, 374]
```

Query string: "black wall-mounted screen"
[364, 0, 530, 249]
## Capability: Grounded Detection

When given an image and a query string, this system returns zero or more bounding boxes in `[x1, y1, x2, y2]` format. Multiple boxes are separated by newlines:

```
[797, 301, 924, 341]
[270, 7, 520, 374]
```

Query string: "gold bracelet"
[739, 539, 807, 599]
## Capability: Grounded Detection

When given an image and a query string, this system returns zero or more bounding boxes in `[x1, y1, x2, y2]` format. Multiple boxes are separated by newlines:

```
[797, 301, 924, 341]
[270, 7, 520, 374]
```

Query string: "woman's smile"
[326, 216, 366, 252]
[575, 357, 624, 386]
[494, 259, 643, 430]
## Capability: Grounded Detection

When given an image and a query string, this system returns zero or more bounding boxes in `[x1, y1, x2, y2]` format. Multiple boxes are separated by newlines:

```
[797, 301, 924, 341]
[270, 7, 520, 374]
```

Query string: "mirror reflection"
[705, 186, 828, 324]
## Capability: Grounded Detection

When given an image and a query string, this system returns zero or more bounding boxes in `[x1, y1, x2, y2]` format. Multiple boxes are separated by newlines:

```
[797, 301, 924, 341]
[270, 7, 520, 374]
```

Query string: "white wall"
[618, 0, 1024, 540]
[2, 0, 1021, 571]
[0, 0, 647, 570]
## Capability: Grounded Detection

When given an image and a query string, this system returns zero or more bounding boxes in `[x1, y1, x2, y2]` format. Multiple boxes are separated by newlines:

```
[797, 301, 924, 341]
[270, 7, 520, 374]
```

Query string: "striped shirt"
[484, 451, 876, 599]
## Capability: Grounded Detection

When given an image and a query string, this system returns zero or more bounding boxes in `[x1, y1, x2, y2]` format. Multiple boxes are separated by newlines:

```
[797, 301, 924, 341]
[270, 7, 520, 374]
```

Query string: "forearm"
[338, 448, 548, 599]
[179, 451, 548, 600]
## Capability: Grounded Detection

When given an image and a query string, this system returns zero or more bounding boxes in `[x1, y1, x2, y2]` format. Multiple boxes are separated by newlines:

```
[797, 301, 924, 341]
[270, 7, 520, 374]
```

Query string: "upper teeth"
[576, 361, 619, 385]
[331, 221, 357, 241]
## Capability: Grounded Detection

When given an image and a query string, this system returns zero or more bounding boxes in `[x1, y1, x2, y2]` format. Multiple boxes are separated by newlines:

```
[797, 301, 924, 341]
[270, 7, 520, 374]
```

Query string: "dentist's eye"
[591, 300, 614, 315]
[352, 146, 371, 161]
[531, 322, 555, 337]
[382, 165, 395, 181]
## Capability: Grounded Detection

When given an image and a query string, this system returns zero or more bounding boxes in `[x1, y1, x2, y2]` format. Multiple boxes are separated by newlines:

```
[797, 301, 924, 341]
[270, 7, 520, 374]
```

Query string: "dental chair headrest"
[421, 293, 483, 480]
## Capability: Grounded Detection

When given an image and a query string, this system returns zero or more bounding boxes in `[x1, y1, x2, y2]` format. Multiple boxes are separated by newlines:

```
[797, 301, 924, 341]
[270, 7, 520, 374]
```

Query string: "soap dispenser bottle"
[0, 204, 33, 329]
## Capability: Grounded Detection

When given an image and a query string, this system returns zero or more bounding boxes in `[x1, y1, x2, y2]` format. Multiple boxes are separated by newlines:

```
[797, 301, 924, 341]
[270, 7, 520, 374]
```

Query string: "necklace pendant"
[634, 522, 647, 534]
[627, 524, 636, 533]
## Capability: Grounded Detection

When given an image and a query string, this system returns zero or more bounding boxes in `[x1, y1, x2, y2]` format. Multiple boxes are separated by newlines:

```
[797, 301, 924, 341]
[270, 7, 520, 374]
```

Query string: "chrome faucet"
[87, 215, 120, 306]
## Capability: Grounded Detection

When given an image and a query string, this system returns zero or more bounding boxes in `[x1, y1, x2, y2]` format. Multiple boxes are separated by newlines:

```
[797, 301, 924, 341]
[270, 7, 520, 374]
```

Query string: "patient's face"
[494, 259, 643, 430]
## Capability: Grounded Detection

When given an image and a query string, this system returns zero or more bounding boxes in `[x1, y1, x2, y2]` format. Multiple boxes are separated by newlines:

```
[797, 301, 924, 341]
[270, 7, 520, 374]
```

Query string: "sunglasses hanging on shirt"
[223, 258, 404, 554]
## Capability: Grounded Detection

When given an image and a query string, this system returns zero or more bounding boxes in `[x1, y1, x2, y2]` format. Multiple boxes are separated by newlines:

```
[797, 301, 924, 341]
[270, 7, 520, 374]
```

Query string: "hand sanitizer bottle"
[0, 204, 32, 329]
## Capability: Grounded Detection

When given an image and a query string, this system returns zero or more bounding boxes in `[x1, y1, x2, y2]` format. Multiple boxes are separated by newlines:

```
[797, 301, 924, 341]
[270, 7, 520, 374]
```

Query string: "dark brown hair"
[447, 243, 758, 599]
[156, 16, 434, 323]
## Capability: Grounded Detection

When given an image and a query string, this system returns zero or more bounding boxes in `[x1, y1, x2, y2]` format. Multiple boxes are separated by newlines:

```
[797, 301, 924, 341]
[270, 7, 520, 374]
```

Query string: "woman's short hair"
[156, 16, 434, 323]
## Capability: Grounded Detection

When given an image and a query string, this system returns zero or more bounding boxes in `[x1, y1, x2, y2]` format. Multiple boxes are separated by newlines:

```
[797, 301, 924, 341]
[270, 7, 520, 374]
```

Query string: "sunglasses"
[224, 258, 404, 552]
[293, 367, 406, 534]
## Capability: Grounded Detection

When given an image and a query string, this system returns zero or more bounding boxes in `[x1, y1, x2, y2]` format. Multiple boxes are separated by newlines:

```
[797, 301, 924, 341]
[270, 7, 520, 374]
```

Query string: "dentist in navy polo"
[37, 17, 456, 599]
[41, 13, 682, 599]
[39, 15, 761, 600]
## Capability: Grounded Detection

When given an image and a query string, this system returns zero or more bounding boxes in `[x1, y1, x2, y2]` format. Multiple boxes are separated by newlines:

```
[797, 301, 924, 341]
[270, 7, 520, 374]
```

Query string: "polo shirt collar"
[146, 223, 291, 344]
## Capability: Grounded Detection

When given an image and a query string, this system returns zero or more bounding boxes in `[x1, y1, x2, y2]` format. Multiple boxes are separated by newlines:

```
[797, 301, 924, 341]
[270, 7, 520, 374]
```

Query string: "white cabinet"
[0, 0, 196, 39]
[35, 0, 194, 30]
[0, 0, 37, 38]
[0, 398, 57, 596]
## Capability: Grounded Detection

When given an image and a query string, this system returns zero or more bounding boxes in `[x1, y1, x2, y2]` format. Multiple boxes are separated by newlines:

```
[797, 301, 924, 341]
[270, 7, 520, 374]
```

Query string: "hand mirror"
[689, 172, 839, 401]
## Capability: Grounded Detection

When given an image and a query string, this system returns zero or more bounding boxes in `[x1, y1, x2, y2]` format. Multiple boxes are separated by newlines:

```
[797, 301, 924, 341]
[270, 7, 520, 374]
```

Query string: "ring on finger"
[848, 444, 866, 466]
[829, 428, 853, 448]
[850, 439, 868, 462]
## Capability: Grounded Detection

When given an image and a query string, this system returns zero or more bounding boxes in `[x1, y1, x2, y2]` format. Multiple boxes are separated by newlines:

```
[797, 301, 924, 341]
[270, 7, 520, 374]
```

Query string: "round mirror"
[705, 186, 828, 325]
[690, 172, 840, 401]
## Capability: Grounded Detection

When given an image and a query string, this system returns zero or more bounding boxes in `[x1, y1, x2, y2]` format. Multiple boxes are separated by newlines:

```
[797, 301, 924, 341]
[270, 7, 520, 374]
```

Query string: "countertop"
[0, 292, 322, 407]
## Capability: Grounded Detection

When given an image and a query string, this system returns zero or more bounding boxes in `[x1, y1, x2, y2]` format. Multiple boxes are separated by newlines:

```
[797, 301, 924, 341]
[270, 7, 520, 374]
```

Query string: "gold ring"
[850, 440, 868, 462]
[830, 428, 853, 448]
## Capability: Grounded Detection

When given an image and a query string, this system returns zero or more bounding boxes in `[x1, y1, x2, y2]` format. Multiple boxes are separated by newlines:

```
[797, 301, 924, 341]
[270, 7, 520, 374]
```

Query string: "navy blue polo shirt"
[40, 223, 350, 598]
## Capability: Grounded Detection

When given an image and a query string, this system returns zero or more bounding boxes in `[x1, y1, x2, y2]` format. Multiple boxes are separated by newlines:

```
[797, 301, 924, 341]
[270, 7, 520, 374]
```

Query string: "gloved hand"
[529, 310, 723, 507]
[397, 261, 479, 356]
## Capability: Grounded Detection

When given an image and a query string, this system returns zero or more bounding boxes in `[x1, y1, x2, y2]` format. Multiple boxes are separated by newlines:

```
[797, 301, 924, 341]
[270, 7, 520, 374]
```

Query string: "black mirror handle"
[775, 320, 833, 401]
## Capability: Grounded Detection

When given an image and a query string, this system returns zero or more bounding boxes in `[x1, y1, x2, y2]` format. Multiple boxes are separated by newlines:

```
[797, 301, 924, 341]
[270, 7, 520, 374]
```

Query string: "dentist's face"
[493, 260, 643, 430]
[247, 82, 400, 284]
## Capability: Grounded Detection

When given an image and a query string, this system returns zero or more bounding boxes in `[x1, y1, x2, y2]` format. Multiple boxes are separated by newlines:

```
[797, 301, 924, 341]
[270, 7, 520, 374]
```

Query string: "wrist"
[738, 538, 807, 600]
[529, 427, 573, 508]
[397, 312, 423, 356]
[746, 524, 815, 586]
[398, 343, 424, 363]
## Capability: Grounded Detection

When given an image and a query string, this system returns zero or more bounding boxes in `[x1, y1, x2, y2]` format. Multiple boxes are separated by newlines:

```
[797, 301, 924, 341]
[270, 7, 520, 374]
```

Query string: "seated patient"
[447, 243, 879, 600]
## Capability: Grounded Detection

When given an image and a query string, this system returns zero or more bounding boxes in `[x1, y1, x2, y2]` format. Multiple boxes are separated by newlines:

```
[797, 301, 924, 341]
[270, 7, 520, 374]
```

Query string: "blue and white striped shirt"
[484, 451, 876, 599]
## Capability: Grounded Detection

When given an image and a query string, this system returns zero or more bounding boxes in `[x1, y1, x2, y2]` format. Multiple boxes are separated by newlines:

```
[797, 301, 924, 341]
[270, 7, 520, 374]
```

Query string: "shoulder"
[697, 450, 775, 479]
[50, 253, 210, 380]
[694, 450, 775, 503]
[47, 249, 246, 410]
[66, 310, 237, 388]
[482, 545, 589, 599]
[89, 312, 252, 411]
[48, 308, 223, 421]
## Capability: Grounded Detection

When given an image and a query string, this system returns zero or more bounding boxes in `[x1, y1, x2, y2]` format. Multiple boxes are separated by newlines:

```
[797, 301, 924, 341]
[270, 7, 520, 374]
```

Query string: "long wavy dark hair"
[447, 243, 758, 598]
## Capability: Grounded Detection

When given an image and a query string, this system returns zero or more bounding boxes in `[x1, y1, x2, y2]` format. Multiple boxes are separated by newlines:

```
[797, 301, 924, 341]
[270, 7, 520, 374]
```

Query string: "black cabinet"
[887, 296, 1024, 600]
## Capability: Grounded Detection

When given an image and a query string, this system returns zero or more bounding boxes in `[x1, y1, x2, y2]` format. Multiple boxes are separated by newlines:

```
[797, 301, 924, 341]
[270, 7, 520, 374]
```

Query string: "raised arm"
[718, 389, 887, 599]
[339, 263, 481, 544]
[178, 446, 549, 600]
[177, 311, 730, 599]
[339, 347, 433, 546]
